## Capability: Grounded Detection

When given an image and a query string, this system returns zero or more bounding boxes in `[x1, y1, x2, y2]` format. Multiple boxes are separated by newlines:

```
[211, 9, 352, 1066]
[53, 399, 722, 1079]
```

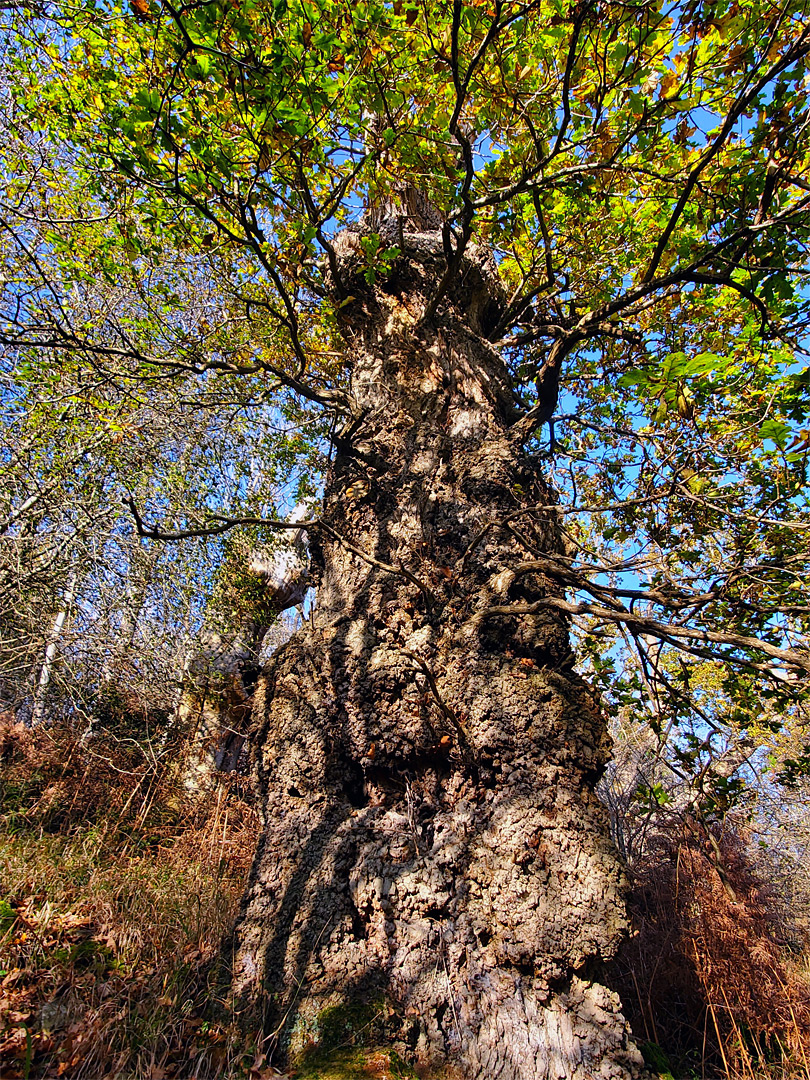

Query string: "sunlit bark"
[231, 221, 646, 1079]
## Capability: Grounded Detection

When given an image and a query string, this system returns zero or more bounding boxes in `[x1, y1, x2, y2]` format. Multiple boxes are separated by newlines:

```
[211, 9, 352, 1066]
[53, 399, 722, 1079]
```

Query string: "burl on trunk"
[231, 216, 646, 1080]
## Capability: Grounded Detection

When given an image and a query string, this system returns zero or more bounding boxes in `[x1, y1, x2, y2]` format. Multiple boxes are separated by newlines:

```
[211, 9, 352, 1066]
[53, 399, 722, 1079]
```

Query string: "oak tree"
[3, 0, 810, 1075]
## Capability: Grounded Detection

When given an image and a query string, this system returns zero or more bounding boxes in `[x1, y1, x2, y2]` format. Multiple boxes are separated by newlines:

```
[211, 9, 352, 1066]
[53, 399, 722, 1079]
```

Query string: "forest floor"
[0, 720, 257, 1078]
[0, 718, 439, 1079]
[1, 715, 809, 1080]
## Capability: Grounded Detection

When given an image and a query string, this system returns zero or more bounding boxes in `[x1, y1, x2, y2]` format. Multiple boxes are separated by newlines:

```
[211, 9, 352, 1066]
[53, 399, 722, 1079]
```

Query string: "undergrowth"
[0, 716, 263, 1079]
[613, 818, 810, 1080]
[2, 716, 810, 1079]
[0, 717, 429, 1080]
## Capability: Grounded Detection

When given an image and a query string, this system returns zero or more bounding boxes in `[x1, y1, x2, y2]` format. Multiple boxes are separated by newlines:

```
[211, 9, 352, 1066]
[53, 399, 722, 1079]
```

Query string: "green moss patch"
[291, 1046, 417, 1078]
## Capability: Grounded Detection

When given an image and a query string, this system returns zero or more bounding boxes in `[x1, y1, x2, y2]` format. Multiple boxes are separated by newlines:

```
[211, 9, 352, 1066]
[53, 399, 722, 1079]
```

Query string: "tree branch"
[481, 595, 810, 674]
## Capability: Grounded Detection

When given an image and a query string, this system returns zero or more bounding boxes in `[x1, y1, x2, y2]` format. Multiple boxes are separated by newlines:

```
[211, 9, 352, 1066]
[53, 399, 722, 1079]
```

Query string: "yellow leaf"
[659, 70, 679, 98]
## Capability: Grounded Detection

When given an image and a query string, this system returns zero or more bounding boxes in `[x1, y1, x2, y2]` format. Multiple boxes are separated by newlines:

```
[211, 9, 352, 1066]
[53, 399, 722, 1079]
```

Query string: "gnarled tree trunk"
[231, 220, 646, 1079]
[173, 622, 263, 794]
[175, 523, 309, 793]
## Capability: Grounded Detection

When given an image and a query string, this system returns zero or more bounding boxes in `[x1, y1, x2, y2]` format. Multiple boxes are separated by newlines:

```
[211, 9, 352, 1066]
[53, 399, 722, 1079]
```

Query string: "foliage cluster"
[2, 0, 810, 804]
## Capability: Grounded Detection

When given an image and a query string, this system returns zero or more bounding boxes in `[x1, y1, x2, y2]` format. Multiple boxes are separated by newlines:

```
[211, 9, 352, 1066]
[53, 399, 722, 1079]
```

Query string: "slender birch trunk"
[31, 569, 77, 726]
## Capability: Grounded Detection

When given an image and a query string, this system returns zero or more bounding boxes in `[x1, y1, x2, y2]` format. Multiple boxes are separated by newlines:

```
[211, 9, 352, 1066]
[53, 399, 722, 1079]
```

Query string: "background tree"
[0, 80, 322, 737]
[2, 0, 810, 1077]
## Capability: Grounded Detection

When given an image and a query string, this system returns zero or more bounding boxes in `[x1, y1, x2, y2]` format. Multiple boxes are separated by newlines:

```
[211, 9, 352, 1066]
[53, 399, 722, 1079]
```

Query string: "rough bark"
[173, 623, 261, 793]
[176, 530, 308, 792]
[231, 221, 646, 1079]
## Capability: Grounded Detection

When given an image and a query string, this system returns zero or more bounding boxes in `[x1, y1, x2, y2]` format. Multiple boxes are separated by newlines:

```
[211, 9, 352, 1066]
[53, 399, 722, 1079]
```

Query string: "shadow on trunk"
[228, 205, 647, 1080]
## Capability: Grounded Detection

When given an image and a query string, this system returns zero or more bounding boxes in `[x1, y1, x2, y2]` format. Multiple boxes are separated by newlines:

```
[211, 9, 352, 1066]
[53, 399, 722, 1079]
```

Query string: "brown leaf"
[659, 70, 679, 98]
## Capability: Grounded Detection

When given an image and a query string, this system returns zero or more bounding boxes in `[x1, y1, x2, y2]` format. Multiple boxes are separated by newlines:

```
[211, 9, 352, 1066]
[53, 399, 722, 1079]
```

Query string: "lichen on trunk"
[231, 218, 646, 1079]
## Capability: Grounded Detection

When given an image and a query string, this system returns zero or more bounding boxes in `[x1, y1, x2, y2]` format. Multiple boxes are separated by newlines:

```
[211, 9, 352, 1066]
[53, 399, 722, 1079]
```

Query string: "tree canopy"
[2, 0, 810, 800]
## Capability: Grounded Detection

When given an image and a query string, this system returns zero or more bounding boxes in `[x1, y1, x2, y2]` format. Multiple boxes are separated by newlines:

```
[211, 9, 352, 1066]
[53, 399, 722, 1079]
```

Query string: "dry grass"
[0, 716, 264, 1079]
[613, 818, 810, 1080]
[0, 719, 454, 1080]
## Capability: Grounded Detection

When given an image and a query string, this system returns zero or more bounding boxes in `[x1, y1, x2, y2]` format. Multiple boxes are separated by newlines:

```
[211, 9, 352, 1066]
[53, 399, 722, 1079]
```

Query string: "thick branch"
[481, 595, 810, 673]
